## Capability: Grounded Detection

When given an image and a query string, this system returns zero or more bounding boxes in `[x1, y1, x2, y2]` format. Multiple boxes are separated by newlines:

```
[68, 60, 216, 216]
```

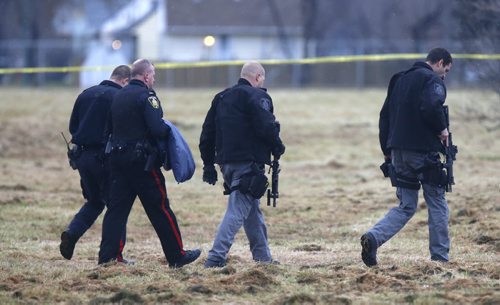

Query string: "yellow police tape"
[0, 53, 498, 74]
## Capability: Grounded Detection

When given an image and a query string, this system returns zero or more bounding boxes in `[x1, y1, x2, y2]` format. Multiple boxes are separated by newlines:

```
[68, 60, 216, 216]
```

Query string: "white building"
[134, 0, 304, 61]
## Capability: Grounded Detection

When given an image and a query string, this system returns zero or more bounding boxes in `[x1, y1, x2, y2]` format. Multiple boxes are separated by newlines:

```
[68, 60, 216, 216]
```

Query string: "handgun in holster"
[144, 151, 157, 172]
[61, 132, 79, 170]
[380, 160, 399, 188]
[225, 164, 269, 199]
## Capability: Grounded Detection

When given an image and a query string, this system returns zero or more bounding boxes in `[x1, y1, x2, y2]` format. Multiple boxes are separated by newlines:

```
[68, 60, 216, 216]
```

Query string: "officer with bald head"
[98, 59, 201, 268]
[200, 61, 285, 268]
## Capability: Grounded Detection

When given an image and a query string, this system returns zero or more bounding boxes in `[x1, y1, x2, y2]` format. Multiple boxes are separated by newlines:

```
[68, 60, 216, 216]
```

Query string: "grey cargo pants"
[368, 149, 450, 261]
[206, 162, 272, 264]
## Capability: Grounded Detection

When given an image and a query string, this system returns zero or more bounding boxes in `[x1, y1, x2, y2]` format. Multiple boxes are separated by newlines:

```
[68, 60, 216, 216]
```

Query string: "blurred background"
[0, 0, 498, 89]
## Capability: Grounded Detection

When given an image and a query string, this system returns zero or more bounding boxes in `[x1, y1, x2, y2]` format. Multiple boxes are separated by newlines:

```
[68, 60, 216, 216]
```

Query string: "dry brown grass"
[0, 87, 499, 304]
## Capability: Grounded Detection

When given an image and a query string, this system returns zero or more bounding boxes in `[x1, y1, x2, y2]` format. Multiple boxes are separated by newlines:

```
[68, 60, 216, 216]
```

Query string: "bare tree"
[453, 0, 500, 94]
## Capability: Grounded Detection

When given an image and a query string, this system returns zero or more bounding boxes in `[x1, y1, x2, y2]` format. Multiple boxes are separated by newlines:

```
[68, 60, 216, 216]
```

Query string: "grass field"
[0, 87, 499, 304]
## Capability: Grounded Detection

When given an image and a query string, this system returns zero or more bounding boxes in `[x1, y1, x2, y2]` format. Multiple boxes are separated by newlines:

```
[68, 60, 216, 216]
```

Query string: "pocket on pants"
[423, 184, 445, 198]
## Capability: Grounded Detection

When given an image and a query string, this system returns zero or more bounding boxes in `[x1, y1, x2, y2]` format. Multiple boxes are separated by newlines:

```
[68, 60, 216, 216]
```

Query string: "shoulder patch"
[148, 96, 159, 109]
[434, 83, 445, 97]
[260, 98, 271, 111]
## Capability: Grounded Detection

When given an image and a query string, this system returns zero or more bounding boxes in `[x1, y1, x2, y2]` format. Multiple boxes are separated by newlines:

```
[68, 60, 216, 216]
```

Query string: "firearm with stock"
[267, 156, 280, 207]
[60, 132, 78, 170]
[443, 105, 458, 192]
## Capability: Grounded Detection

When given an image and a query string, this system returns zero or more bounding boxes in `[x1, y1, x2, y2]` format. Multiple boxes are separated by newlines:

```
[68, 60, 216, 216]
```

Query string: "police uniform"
[199, 78, 284, 267]
[367, 61, 450, 262]
[62, 80, 126, 260]
[98, 79, 194, 266]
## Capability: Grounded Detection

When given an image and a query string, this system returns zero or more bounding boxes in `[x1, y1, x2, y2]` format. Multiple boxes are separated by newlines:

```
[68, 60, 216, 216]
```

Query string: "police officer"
[98, 59, 201, 267]
[60, 65, 131, 262]
[200, 62, 285, 268]
[361, 48, 453, 266]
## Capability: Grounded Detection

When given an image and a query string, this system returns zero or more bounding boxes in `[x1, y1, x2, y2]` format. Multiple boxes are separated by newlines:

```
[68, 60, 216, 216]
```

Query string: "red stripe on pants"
[116, 239, 124, 261]
[152, 169, 185, 254]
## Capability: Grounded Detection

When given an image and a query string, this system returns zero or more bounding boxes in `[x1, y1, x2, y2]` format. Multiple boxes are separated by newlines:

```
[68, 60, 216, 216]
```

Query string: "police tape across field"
[0, 53, 498, 74]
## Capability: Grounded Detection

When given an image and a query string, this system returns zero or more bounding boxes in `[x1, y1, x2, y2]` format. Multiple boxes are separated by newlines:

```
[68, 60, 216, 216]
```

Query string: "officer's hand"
[203, 165, 218, 185]
[272, 143, 286, 160]
[439, 128, 449, 146]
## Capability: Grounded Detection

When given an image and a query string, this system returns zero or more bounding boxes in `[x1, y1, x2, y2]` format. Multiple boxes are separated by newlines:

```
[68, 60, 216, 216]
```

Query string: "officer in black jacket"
[60, 65, 130, 261]
[361, 48, 453, 267]
[200, 62, 285, 268]
[98, 59, 200, 267]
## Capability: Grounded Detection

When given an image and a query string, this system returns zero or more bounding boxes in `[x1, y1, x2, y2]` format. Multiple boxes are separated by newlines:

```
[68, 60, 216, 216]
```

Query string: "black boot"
[60, 231, 77, 260]
[169, 249, 201, 268]
[361, 233, 378, 267]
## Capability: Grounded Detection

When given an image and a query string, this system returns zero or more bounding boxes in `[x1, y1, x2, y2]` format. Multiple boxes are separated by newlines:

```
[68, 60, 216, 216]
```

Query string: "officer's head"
[131, 59, 156, 89]
[426, 48, 453, 80]
[241, 62, 266, 88]
[110, 65, 131, 87]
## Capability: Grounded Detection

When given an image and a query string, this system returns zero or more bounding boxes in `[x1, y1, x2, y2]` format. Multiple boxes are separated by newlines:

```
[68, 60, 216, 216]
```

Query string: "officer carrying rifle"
[267, 156, 280, 208]
[199, 62, 285, 268]
[361, 48, 456, 267]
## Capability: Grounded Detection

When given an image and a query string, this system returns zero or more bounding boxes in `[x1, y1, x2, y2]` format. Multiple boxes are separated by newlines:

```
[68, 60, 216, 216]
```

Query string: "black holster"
[67, 145, 81, 170]
[238, 172, 269, 199]
[134, 141, 157, 172]
[421, 153, 447, 187]
[380, 160, 392, 178]
[224, 164, 269, 199]
[380, 160, 420, 190]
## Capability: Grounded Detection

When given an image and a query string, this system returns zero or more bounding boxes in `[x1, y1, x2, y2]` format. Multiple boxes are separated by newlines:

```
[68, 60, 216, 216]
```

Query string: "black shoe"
[204, 259, 226, 268]
[431, 257, 448, 263]
[169, 249, 201, 268]
[60, 231, 77, 260]
[361, 233, 378, 267]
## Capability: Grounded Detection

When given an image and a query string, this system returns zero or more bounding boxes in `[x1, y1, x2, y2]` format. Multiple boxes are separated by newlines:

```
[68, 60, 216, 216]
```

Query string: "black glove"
[272, 142, 286, 160]
[203, 165, 218, 185]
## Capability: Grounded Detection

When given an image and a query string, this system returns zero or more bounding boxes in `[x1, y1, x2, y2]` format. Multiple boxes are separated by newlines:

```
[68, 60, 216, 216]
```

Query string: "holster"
[67, 145, 81, 170]
[380, 160, 420, 190]
[238, 172, 269, 199]
[134, 141, 158, 172]
[421, 152, 447, 187]
[224, 165, 269, 199]
[379, 160, 392, 178]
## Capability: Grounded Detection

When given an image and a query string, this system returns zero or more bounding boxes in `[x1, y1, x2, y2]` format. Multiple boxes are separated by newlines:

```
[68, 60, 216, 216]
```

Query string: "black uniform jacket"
[379, 62, 447, 156]
[199, 78, 283, 166]
[69, 80, 122, 147]
[110, 79, 169, 147]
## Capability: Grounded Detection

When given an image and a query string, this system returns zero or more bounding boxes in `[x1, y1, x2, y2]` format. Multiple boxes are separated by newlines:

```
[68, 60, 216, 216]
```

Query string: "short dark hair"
[426, 48, 452, 65]
[110, 65, 131, 81]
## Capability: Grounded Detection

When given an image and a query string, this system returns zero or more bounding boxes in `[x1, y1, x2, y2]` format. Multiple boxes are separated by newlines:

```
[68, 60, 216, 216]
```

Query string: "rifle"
[443, 106, 458, 192]
[267, 157, 280, 207]
[60, 132, 78, 170]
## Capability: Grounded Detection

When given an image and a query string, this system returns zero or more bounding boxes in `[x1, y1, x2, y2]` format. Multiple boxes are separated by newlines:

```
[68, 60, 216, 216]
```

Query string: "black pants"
[66, 149, 126, 258]
[98, 148, 185, 264]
